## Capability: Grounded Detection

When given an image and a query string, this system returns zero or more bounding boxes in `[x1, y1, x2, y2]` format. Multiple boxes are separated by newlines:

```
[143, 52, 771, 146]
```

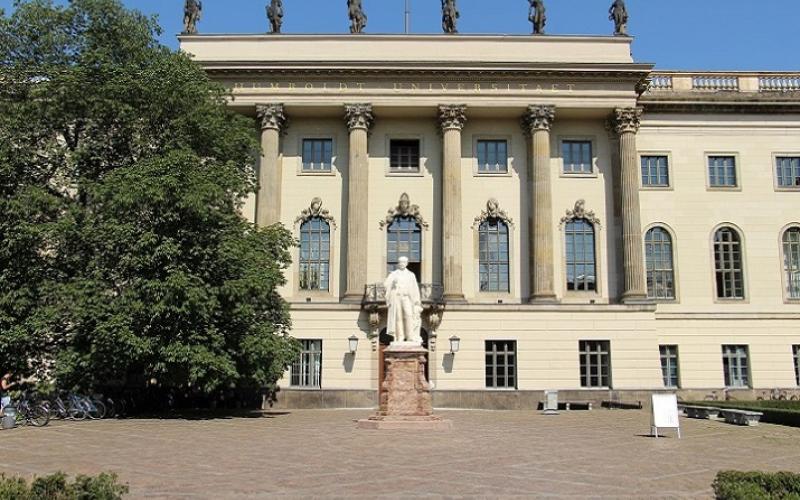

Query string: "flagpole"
[404, 0, 411, 34]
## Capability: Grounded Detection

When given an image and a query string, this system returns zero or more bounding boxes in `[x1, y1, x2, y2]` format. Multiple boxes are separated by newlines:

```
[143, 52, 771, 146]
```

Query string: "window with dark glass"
[565, 219, 596, 292]
[485, 340, 516, 389]
[580, 340, 611, 388]
[722, 345, 750, 388]
[776, 156, 800, 188]
[641, 155, 670, 187]
[386, 216, 422, 279]
[390, 139, 420, 172]
[299, 217, 330, 291]
[645, 227, 676, 300]
[302, 139, 333, 172]
[477, 140, 508, 173]
[714, 227, 745, 299]
[659, 345, 680, 388]
[562, 140, 593, 174]
[708, 155, 737, 187]
[794, 345, 800, 386]
[479, 219, 510, 292]
[291, 340, 322, 388]
[783, 227, 800, 299]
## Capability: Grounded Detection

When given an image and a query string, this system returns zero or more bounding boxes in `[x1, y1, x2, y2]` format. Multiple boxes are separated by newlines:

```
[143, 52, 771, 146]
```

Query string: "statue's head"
[397, 256, 409, 270]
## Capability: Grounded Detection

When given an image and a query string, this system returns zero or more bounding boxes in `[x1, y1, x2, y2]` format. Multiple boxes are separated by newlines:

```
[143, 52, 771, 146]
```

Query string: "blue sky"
[2, 0, 798, 71]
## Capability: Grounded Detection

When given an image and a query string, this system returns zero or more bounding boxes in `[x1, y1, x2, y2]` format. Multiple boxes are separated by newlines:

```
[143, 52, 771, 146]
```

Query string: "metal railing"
[363, 283, 444, 306]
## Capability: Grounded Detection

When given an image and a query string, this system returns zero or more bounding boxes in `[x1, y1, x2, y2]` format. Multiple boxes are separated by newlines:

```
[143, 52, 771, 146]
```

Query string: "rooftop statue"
[609, 0, 628, 36]
[529, 0, 546, 35]
[441, 0, 460, 34]
[182, 0, 202, 35]
[348, 0, 367, 34]
[267, 0, 284, 34]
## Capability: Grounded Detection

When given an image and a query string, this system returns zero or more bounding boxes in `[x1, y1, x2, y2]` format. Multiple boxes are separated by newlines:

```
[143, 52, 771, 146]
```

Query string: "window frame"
[564, 218, 599, 295]
[559, 137, 597, 177]
[387, 137, 422, 176]
[711, 224, 747, 302]
[781, 225, 800, 302]
[639, 152, 673, 190]
[644, 224, 678, 302]
[579, 340, 612, 389]
[298, 217, 332, 293]
[386, 215, 423, 276]
[793, 345, 800, 387]
[478, 218, 511, 294]
[659, 345, 681, 389]
[722, 344, 750, 389]
[290, 339, 323, 389]
[485, 340, 518, 390]
[474, 137, 511, 176]
[773, 153, 800, 192]
[705, 153, 741, 191]
[300, 137, 335, 174]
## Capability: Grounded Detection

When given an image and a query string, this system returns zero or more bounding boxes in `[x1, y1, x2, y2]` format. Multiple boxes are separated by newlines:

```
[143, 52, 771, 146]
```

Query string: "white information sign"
[650, 394, 681, 439]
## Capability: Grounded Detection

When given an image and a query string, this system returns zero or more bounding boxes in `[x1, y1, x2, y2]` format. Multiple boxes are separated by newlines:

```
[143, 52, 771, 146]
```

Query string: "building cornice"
[178, 33, 634, 43]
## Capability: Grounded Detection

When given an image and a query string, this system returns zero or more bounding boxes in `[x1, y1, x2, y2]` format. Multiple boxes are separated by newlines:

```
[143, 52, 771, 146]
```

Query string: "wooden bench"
[684, 405, 720, 420]
[719, 409, 763, 426]
[537, 401, 593, 411]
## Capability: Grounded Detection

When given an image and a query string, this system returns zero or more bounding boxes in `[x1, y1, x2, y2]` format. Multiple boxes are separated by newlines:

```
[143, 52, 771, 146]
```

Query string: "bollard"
[1, 405, 17, 430]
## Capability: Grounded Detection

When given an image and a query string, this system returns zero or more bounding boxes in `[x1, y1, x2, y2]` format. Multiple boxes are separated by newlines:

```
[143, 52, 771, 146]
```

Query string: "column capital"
[344, 103, 374, 131]
[522, 105, 556, 134]
[438, 104, 467, 131]
[256, 103, 288, 132]
[611, 106, 643, 135]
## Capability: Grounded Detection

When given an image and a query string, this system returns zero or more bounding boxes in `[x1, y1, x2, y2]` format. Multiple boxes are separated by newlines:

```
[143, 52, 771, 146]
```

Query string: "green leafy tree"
[0, 0, 299, 393]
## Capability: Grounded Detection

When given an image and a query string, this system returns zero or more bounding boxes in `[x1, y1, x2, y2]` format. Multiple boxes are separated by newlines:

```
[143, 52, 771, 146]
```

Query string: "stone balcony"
[362, 283, 445, 350]
[362, 283, 445, 310]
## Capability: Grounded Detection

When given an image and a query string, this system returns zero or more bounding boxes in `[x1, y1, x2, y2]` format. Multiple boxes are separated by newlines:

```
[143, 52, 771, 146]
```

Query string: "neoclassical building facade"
[179, 34, 800, 408]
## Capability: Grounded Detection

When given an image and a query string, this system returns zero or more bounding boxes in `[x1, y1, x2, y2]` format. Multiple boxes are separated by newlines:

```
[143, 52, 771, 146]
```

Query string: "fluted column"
[256, 104, 288, 227]
[438, 105, 467, 302]
[523, 105, 557, 302]
[612, 107, 648, 303]
[343, 104, 374, 301]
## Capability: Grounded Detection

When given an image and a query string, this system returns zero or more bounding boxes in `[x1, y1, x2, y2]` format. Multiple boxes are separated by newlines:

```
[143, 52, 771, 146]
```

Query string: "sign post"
[650, 394, 681, 439]
[543, 390, 559, 415]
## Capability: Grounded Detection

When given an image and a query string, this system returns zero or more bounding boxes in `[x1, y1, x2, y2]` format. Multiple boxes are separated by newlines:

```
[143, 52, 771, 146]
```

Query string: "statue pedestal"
[357, 345, 452, 431]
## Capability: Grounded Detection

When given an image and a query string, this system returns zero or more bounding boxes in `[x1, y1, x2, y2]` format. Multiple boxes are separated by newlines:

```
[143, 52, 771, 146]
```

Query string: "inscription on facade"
[228, 80, 583, 93]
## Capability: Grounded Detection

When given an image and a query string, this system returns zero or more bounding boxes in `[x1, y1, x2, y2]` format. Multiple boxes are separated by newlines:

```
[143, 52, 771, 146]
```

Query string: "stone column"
[438, 105, 467, 303]
[612, 107, 648, 303]
[255, 104, 288, 227]
[523, 105, 557, 303]
[343, 104, 374, 301]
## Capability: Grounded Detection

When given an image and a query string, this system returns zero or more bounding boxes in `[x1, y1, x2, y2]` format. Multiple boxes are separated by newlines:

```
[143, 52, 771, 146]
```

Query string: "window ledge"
[474, 171, 512, 178]
[640, 185, 673, 191]
[706, 186, 742, 192]
[386, 171, 424, 177]
[560, 172, 597, 179]
[775, 187, 800, 192]
[298, 170, 336, 177]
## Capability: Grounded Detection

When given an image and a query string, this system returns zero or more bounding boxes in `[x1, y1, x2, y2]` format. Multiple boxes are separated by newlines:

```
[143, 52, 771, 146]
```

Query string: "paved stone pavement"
[2, 409, 799, 499]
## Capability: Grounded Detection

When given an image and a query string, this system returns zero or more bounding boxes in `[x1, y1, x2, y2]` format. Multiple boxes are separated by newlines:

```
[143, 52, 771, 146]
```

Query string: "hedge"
[0, 472, 128, 499]
[713, 471, 800, 500]
[686, 401, 800, 428]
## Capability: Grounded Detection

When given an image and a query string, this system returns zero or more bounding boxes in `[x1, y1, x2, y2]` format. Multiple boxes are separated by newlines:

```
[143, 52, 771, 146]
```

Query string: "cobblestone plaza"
[3, 410, 800, 498]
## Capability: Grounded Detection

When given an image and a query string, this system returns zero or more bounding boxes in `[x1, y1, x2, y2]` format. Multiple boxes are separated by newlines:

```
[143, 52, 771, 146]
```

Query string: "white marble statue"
[384, 256, 423, 346]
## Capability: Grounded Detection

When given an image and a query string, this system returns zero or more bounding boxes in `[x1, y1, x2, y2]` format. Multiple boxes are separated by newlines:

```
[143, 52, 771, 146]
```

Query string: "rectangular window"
[794, 345, 800, 386]
[485, 340, 516, 389]
[390, 139, 420, 172]
[722, 345, 750, 388]
[579, 340, 611, 388]
[641, 155, 670, 187]
[659, 345, 680, 388]
[562, 140, 593, 174]
[776, 156, 800, 188]
[477, 140, 508, 173]
[291, 340, 322, 388]
[302, 139, 333, 172]
[708, 155, 737, 187]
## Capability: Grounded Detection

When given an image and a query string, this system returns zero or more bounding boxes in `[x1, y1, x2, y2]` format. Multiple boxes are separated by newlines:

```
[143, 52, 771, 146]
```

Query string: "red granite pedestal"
[357, 344, 453, 430]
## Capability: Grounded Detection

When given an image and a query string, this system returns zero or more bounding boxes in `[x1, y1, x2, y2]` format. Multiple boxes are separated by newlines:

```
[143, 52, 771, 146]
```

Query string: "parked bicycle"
[14, 393, 50, 427]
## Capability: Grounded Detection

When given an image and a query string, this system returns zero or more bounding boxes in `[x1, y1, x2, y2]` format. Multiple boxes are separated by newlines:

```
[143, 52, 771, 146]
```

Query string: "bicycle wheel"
[91, 399, 107, 419]
[68, 403, 86, 421]
[29, 405, 50, 427]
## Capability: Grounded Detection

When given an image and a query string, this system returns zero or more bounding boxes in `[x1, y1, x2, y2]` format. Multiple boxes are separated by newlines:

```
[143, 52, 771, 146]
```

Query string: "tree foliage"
[0, 0, 299, 393]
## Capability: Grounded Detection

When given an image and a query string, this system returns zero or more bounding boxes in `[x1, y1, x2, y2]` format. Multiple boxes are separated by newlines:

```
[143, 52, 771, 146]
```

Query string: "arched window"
[783, 227, 800, 299]
[645, 227, 675, 300]
[714, 227, 745, 299]
[565, 219, 596, 292]
[479, 219, 510, 292]
[387, 215, 422, 277]
[299, 217, 330, 291]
